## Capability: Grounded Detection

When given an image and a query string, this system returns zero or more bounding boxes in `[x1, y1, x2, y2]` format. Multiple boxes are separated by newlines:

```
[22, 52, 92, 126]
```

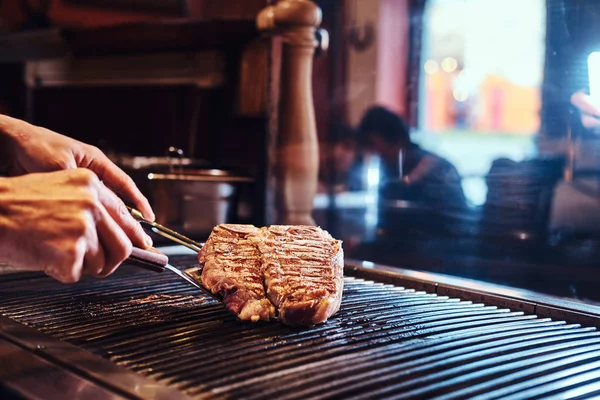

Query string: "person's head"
[358, 106, 410, 158]
[332, 124, 357, 173]
[320, 124, 357, 172]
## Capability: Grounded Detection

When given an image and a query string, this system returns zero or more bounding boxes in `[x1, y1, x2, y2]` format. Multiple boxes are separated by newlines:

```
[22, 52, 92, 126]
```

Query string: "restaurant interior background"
[0, 0, 598, 302]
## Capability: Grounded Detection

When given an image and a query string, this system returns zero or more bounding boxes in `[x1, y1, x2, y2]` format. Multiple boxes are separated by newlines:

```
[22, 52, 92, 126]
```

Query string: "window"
[416, 0, 546, 206]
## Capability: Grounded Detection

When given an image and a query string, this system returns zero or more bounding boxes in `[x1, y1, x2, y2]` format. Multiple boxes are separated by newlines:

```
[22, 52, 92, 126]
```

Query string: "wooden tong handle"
[127, 247, 169, 273]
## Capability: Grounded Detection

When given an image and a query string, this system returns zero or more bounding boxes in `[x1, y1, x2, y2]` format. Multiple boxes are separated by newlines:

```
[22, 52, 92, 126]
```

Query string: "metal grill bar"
[349, 339, 600, 399]
[440, 354, 600, 400]
[1, 255, 600, 399]
[236, 330, 600, 397]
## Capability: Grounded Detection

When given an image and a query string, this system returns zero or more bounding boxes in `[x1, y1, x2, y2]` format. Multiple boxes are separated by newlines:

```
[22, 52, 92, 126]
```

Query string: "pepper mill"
[257, 0, 323, 226]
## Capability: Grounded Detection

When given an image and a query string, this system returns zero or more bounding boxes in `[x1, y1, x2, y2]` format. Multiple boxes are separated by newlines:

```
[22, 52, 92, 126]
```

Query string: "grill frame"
[1, 255, 600, 399]
[0, 317, 191, 400]
[344, 261, 600, 329]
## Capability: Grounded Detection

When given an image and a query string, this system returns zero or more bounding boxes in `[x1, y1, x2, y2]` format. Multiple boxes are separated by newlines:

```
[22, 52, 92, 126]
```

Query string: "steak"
[198, 224, 275, 322]
[198, 224, 344, 326]
[257, 225, 344, 326]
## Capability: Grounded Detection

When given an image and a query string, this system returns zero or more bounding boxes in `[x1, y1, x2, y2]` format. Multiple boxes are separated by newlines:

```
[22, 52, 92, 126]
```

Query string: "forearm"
[0, 117, 10, 176]
[406, 157, 437, 183]
[0, 177, 20, 266]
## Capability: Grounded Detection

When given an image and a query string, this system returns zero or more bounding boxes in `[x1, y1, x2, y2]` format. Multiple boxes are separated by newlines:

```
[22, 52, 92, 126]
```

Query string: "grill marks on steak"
[198, 224, 344, 326]
[198, 225, 275, 322]
[257, 226, 344, 326]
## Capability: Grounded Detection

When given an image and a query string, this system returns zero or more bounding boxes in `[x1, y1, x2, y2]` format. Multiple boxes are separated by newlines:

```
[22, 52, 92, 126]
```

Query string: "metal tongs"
[127, 247, 206, 292]
[127, 206, 203, 253]
[125, 207, 216, 298]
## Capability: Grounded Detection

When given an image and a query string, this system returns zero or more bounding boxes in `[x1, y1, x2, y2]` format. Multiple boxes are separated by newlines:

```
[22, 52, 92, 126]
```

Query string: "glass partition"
[314, 0, 600, 303]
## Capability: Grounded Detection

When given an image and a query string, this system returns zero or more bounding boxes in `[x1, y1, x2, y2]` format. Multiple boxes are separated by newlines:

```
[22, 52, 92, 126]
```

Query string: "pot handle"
[167, 146, 185, 174]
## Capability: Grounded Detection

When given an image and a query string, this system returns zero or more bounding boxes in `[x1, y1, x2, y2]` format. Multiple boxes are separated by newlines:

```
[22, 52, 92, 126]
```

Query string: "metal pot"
[147, 169, 253, 239]
[109, 153, 209, 198]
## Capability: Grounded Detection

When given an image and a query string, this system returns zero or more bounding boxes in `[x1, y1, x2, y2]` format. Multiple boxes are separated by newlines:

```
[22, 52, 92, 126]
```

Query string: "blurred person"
[318, 124, 362, 193]
[571, 92, 600, 132]
[546, 1, 600, 136]
[357, 106, 466, 209]
[544, 1, 600, 236]
[0, 114, 155, 284]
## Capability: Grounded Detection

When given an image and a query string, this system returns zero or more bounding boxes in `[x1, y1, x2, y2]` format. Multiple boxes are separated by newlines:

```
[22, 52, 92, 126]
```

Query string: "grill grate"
[1, 255, 600, 399]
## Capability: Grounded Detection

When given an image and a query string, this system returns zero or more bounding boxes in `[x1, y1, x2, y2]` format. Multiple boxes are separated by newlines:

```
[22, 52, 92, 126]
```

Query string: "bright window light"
[588, 52, 600, 102]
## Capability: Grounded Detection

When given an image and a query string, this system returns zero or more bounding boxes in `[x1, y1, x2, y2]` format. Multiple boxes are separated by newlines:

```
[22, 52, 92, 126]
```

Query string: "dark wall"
[32, 85, 203, 156]
[0, 63, 26, 118]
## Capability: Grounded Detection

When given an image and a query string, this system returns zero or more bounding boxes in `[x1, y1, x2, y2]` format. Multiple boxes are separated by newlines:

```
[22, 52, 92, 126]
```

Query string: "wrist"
[0, 118, 10, 176]
[0, 178, 14, 265]
[0, 177, 11, 217]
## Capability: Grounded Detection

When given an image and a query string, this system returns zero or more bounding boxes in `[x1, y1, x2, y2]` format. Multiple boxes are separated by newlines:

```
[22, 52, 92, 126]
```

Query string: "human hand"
[571, 91, 600, 131]
[0, 114, 154, 220]
[0, 169, 153, 283]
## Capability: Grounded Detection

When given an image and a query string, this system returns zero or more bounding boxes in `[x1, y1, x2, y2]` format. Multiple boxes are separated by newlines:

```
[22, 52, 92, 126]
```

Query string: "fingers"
[571, 91, 600, 117]
[8, 168, 138, 283]
[68, 170, 138, 279]
[94, 202, 133, 278]
[83, 243, 106, 277]
[570, 92, 600, 132]
[581, 114, 600, 130]
[45, 237, 87, 284]
[85, 147, 155, 221]
[82, 210, 106, 277]
[96, 182, 153, 250]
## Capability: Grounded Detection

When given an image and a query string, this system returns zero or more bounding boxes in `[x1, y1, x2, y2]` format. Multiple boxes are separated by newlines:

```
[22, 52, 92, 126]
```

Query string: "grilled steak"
[198, 224, 343, 326]
[198, 224, 275, 322]
[257, 225, 344, 326]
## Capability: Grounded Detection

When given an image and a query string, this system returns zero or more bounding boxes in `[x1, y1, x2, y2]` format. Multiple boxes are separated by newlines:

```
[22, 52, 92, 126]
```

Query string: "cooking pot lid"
[148, 169, 253, 183]
[113, 156, 208, 170]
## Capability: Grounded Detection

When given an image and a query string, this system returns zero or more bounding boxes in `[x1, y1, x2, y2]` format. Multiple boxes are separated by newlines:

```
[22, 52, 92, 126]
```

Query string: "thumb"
[81, 146, 155, 221]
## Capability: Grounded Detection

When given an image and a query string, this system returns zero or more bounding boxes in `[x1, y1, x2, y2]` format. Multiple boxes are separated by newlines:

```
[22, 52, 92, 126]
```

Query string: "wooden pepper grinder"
[257, 0, 323, 226]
